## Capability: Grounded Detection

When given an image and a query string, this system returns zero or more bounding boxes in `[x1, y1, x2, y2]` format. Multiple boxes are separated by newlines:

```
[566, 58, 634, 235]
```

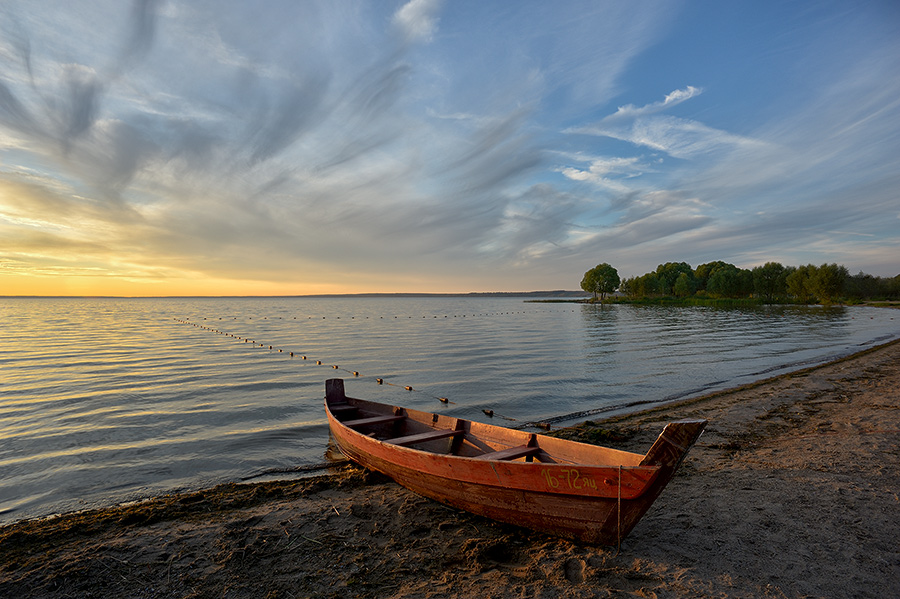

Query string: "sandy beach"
[2, 337, 898, 598]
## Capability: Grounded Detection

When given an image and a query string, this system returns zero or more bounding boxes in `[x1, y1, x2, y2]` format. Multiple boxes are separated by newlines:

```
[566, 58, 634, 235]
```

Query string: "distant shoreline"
[1, 290, 591, 299]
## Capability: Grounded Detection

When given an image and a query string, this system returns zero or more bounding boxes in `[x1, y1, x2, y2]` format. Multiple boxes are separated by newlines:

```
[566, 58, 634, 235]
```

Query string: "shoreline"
[2, 338, 899, 598]
[0, 291, 589, 300]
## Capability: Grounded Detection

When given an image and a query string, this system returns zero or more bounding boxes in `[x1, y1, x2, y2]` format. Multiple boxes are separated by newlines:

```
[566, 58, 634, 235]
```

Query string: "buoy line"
[184, 308, 578, 322]
[173, 318, 457, 406]
[172, 313, 560, 425]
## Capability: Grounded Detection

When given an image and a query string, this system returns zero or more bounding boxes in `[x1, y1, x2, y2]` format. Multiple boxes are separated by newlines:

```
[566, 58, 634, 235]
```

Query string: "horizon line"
[0, 290, 590, 299]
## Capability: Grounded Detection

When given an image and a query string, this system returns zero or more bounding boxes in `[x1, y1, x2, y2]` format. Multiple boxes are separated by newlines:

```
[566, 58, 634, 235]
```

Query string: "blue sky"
[0, 0, 897, 295]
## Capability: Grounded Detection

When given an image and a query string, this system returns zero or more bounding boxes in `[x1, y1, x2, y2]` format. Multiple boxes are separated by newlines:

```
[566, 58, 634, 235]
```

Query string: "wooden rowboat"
[325, 379, 706, 546]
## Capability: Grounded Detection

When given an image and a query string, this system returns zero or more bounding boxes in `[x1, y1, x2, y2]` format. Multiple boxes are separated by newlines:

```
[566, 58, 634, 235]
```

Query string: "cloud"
[603, 85, 702, 122]
[477, 184, 584, 264]
[244, 72, 332, 165]
[393, 0, 442, 43]
[568, 86, 765, 160]
[0, 1, 657, 282]
[2, 2, 898, 294]
[621, 116, 765, 159]
[0, 79, 40, 137]
[559, 156, 644, 192]
[119, 0, 158, 68]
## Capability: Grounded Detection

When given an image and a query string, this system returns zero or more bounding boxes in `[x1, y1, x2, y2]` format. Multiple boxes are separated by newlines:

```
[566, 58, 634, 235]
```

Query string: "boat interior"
[326, 382, 645, 467]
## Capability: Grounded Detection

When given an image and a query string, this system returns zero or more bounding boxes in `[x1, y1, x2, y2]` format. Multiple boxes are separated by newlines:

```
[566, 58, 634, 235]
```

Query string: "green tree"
[655, 262, 694, 296]
[694, 261, 754, 298]
[581, 263, 620, 301]
[639, 272, 660, 296]
[846, 271, 880, 301]
[620, 276, 638, 298]
[706, 264, 741, 297]
[752, 262, 788, 301]
[786, 265, 816, 302]
[739, 268, 754, 297]
[888, 274, 900, 299]
[811, 263, 849, 304]
[694, 261, 732, 293]
[673, 272, 695, 297]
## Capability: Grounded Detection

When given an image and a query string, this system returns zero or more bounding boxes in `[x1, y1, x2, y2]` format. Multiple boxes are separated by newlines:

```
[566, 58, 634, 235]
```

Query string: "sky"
[0, 1, 898, 296]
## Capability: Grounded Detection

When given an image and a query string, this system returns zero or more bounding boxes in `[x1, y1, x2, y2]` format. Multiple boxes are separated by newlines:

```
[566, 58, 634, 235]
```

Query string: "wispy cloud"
[559, 155, 645, 194]
[393, 0, 442, 43]
[569, 86, 764, 160]
[0, 1, 897, 294]
[603, 85, 702, 122]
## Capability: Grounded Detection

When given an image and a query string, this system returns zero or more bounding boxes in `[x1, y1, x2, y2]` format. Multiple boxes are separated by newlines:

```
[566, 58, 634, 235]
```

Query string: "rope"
[615, 464, 622, 557]
[173, 318, 457, 405]
[173, 310, 575, 418]
[179, 308, 575, 323]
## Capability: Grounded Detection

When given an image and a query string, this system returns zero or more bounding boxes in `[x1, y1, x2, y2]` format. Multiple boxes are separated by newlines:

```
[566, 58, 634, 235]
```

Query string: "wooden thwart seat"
[329, 404, 359, 416]
[475, 445, 542, 461]
[387, 429, 464, 447]
[343, 414, 405, 428]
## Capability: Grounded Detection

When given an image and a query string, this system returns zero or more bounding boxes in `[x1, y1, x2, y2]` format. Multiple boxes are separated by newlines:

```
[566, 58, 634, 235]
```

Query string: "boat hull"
[325, 379, 705, 545]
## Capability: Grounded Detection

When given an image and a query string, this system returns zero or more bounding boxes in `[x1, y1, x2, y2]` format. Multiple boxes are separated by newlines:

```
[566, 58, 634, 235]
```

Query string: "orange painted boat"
[325, 379, 706, 546]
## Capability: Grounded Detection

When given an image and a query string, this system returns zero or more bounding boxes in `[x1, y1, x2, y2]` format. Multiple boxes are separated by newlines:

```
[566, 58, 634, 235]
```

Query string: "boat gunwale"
[324, 394, 653, 467]
[324, 393, 664, 499]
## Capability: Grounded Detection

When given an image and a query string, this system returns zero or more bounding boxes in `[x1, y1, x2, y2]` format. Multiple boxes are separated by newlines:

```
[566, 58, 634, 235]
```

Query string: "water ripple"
[1, 297, 898, 523]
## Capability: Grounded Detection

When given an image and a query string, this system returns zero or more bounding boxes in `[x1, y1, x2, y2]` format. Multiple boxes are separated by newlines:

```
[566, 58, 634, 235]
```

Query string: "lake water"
[2, 297, 898, 524]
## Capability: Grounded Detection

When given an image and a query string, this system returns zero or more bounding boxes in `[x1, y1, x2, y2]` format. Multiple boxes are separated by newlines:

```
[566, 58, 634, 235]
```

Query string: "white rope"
[615, 464, 622, 556]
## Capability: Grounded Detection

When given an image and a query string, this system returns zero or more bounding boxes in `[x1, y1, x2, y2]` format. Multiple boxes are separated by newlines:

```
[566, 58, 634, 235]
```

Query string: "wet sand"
[2, 338, 899, 598]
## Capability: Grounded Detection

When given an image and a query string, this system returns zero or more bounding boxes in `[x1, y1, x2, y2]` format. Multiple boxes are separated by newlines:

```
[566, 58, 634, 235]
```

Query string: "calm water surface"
[2, 297, 898, 523]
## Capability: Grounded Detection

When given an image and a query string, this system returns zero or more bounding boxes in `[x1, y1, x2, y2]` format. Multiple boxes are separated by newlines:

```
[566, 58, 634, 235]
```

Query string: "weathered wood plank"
[388, 429, 463, 447]
[343, 415, 406, 428]
[474, 445, 542, 461]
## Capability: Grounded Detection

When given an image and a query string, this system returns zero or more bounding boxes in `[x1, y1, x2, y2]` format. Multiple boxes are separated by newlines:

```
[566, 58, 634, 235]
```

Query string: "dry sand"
[2, 338, 899, 598]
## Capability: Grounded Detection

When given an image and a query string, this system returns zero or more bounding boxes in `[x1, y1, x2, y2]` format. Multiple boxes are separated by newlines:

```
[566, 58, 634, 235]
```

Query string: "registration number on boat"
[542, 468, 597, 491]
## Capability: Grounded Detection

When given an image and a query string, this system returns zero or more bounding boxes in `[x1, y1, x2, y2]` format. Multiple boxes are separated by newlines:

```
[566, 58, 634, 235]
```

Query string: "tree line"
[581, 261, 900, 304]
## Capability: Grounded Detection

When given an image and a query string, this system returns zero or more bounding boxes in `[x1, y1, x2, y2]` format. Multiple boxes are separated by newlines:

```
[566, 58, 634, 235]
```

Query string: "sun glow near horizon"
[1, 1, 898, 295]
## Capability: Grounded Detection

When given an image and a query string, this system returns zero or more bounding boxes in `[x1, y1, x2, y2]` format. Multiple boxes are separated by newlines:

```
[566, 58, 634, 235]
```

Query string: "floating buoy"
[316, 360, 322, 365]
[405, 386, 413, 391]
[376, 378, 383, 384]
[483, 409, 494, 417]
[332, 365, 339, 369]
[439, 397, 449, 403]
[353, 371, 359, 376]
